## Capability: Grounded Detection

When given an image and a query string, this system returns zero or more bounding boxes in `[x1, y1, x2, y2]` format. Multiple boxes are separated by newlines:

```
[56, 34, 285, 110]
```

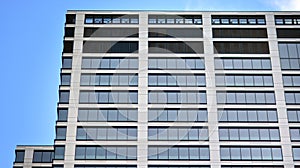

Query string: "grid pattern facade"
[13, 11, 300, 168]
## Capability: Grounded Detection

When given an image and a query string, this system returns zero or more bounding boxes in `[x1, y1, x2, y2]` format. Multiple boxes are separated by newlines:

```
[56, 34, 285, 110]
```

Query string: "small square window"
[85, 17, 93, 24]
[275, 18, 284, 24]
[212, 19, 220, 24]
[221, 19, 229, 24]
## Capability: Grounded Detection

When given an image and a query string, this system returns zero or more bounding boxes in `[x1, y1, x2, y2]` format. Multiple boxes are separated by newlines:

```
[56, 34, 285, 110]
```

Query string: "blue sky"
[0, 0, 298, 167]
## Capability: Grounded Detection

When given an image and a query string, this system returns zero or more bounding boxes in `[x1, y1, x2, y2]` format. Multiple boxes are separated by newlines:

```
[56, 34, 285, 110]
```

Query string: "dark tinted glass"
[214, 42, 269, 54]
[277, 29, 300, 38]
[63, 41, 74, 53]
[84, 28, 138, 37]
[66, 14, 76, 24]
[83, 41, 138, 53]
[149, 28, 203, 38]
[213, 28, 267, 38]
[149, 41, 204, 53]
[65, 27, 75, 37]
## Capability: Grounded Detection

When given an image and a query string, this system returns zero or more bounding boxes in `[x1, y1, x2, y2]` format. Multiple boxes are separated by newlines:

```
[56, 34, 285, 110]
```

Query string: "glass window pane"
[261, 148, 272, 160]
[272, 148, 282, 160]
[230, 148, 241, 160]
[220, 148, 230, 160]
[251, 148, 262, 160]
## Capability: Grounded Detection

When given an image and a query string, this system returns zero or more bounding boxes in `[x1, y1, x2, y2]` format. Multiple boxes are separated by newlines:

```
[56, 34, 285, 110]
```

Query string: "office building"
[13, 11, 300, 168]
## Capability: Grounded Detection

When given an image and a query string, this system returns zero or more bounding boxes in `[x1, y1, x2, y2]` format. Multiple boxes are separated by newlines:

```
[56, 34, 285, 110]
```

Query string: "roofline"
[66, 10, 300, 12]
[16, 145, 53, 147]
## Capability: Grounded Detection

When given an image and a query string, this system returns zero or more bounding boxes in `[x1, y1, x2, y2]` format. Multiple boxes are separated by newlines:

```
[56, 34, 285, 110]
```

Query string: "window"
[57, 109, 68, 121]
[149, 58, 205, 70]
[283, 75, 300, 86]
[213, 28, 267, 38]
[83, 41, 138, 53]
[33, 151, 54, 163]
[148, 146, 209, 160]
[82, 58, 138, 70]
[85, 15, 138, 24]
[217, 92, 276, 104]
[63, 41, 73, 53]
[149, 91, 206, 104]
[214, 42, 269, 54]
[62, 57, 72, 69]
[285, 92, 300, 104]
[149, 167, 209, 168]
[52, 165, 64, 168]
[79, 91, 138, 104]
[148, 127, 208, 141]
[148, 165, 210, 168]
[290, 128, 300, 141]
[278, 43, 300, 70]
[287, 110, 300, 122]
[77, 127, 137, 140]
[219, 109, 278, 123]
[220, 146, 282, 161]
[61, 74, 71, 86]
[75, 166, 137, 168]
[222, 166, 283, 168]
[84, 28, 138, 37]
[149, 42, 204, 53]
[212, 15, 265, 25]
[149, 28, 203, 38]
[277, 29, 300, 38]
[56, 127, 67, 140]
[148, 15, 202, 25]
[54, 146, 65, 160]
[81, 74, 138, 86]
[15, 150, 25, 163]
[59, 91, 70, 103]
[66, 14, 76, 24]
[78, 109, 137, 122]
[293, 147, 300, 160]
[275, 15, 300, 25]
[149, 74, 205, 87]
[215, 58, 271, 70]
[293, 147, 300, 161]
[219, 128, 280, 141]
[216, 75, 273, 87]
[148, 109, 207, 122]
[75, 146, 137, 160]
[65, 27, 75, 37]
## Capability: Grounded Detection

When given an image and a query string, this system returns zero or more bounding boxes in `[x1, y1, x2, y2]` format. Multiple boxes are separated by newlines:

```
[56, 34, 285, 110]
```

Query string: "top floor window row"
[66, 14, 76, 24]
[148, 15, 202, 24]
[212, 15, 266, 25]
[69, 14, 300, 26]
[85, 15, 139, 24]
[275, 15, 300, 25]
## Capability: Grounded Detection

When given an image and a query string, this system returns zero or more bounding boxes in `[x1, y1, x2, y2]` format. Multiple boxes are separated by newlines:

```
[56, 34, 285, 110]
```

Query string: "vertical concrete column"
[266, 14, 294, 168]
[23, 148, 34, 168]
[63, 12, 84, 168]
[137, 12, 149, 168]
[202, 12, 220, 168]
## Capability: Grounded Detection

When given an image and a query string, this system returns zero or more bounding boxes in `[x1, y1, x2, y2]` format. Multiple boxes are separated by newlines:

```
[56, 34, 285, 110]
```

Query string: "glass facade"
[13, 11, 300, 168]
[220, 147, 282, 161]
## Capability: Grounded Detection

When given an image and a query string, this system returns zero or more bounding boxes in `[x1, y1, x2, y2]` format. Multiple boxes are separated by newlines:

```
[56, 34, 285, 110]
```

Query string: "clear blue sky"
[0, 0, 297, 167]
